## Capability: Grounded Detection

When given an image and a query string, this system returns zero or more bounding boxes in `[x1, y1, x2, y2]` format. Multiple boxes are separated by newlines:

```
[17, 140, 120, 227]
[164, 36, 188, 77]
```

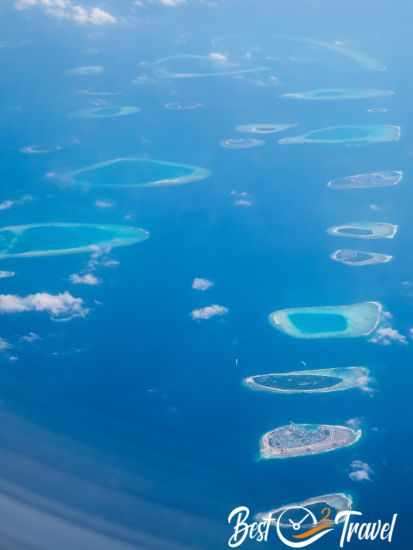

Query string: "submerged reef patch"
[279, 125, 400, 144]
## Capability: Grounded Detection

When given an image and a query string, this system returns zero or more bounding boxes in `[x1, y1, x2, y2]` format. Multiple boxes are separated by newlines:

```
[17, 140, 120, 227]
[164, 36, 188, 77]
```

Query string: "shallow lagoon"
[269, 301, 382, 339]
[331, 249, 393, 266]
[279, 125, 400, 144]
[328, 222, 398, 239]
[0, 223, 149, 259]
[64, 158, 210, 189]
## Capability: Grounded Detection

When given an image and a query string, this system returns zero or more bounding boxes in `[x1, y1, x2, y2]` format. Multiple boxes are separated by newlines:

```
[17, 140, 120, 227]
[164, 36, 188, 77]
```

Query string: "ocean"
[0, 1, 411, 548]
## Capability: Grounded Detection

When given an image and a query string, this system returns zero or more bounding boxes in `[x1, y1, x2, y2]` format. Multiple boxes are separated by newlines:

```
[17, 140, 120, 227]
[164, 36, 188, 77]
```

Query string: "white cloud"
[234, 199, 253, 207]
[20, 145, 62, 154]
[192, 278, 214, 291]
[15, 1, 117, 25]
[0, 271, 15, 279]
[70, 272, 100, 286]
[0, 195, 33, 211]
[369, 326, 407, 346]
[95, 199, 114, 208]
[66, 65, 104, 76]
[0, 200, 15, 211]
[0, 337, 11, 351]
[208, 52, 228, 63]
[0, 292, 88, 320]
[191, 304, 228, 320]
[349, 460, 373, 482]
[20, 332, 41, 343]
[346, 417, 362, 429]
[158, 0, 186, 6]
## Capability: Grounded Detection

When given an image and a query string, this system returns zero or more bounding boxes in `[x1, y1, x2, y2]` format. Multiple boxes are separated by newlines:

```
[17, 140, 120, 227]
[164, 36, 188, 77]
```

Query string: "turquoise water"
[258, 374, 342, 389]
[0, 0, 411, 548]
[69, 159, 202, 188]
[289, 312, 348, 333]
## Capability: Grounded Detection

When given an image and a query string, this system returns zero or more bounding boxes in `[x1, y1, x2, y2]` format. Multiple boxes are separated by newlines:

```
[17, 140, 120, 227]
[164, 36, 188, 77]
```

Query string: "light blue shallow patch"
[269, 301, 382, 339]
[282, 88, 394, 100]
[62, 158, 211, 189]
[0, 223, 149, 259]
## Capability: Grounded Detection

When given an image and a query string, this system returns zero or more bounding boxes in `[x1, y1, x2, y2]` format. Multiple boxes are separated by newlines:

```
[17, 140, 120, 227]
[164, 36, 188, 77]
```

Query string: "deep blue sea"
[0, 1, 412, 548]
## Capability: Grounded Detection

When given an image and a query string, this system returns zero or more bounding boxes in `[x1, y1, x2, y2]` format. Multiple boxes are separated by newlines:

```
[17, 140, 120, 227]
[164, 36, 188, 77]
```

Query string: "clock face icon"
[275, 506, 333, 548]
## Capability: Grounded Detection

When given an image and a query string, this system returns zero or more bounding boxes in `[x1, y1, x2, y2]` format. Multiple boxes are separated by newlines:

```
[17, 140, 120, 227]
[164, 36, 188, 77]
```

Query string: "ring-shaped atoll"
[146, 54, 270, 79]
[220, 138, 264, 149]
[61, 158, 211, 189]
[279, 125, 400, 145]
[236, 123, 297, 134]
[0, 223, 149, 259]
[282, 88, 394, 101]
[269, 301, 382, 339]
[272, 35, 386, 71]
[260, 422, 362, 460]
[331, 249, 393, 266]
[256, 493, 353, 527]
[70, 106, 140, 119]
[328, 170, 403, 190]
[327, 222, 398, 240]
[244, 367, 370, 394]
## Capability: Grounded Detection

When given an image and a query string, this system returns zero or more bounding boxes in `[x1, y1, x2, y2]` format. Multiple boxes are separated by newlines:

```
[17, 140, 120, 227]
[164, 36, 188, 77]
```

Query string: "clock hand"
[297, 513, 310, 527]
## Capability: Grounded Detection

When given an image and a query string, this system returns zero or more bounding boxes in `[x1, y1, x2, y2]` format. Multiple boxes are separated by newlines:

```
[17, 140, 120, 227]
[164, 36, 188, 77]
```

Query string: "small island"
[327, 222, 398, 240]
[260, 423, 362, 460]
[256, 493, 353, 527]
[244, 367, 370, 394]
[269, 301, 382, 339]
[328, 170, 403, 190]
[331, 249, 393, 266]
